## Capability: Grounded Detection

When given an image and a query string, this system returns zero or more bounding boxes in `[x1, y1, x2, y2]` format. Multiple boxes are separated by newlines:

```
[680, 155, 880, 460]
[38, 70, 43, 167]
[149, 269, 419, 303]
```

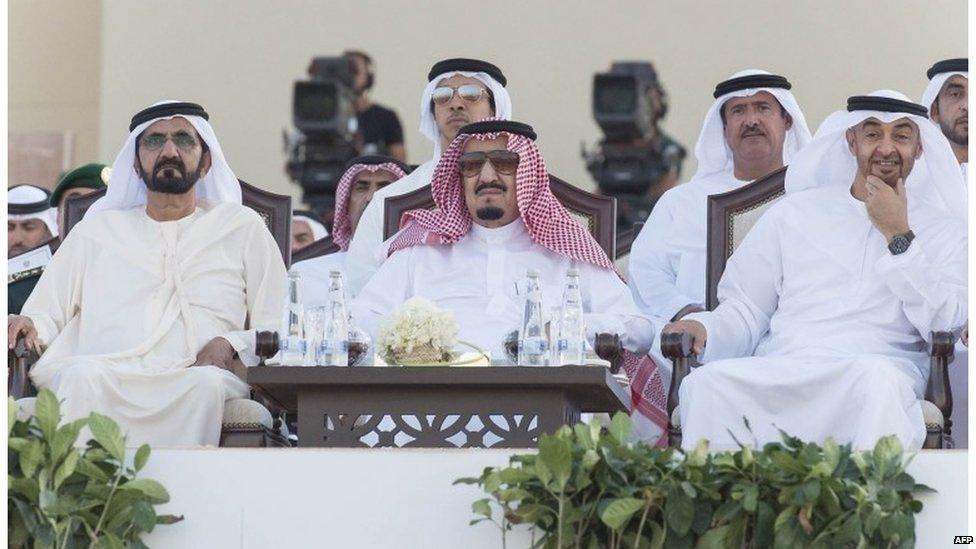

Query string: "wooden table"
[240, 365, 631, 448]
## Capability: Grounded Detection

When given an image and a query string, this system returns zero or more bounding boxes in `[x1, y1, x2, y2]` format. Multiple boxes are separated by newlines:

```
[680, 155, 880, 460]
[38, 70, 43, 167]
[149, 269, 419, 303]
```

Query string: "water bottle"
[555, 268, 586, 366]
[318, 271, 349, 366]
[518, 270, 549, 366]
[279, 270, 306, 366]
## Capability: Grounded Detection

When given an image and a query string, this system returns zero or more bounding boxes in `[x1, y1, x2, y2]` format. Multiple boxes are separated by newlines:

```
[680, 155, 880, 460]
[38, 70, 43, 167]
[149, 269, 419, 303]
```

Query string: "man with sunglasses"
[7, 100, 287, 447]
[344, 58, 512, 296]
[353, 120, 657, 365]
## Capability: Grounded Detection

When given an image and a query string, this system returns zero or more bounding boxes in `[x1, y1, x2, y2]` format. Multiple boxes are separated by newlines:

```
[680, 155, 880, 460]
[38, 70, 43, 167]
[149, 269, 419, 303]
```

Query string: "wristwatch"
[887, 230, 915, 255]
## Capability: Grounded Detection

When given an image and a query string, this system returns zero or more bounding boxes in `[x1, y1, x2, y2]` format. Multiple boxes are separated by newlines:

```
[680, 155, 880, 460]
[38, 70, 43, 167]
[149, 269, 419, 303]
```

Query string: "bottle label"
[319, 340, 349, 353]
[520, 339, 548, 354]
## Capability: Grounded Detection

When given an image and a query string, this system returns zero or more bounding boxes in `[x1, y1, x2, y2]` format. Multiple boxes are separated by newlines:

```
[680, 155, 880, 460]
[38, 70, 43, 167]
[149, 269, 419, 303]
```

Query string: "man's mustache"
[475, 182, 507, 194]
[740, 125, 765, 138]
[153, 159, 186, 178]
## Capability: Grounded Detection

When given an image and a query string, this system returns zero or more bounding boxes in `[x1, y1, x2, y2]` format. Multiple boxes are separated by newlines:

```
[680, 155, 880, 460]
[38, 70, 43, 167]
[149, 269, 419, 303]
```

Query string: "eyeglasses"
[431, 84, 490, 105]
[139, 131, 200, 152]
[458, 150, 520, 178]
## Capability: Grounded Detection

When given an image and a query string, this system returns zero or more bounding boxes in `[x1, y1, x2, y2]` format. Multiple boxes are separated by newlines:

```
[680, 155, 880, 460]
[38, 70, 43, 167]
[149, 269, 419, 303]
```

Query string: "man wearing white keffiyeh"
[345, 58, 512, 295]
[7, 100, 287, 447]
[922, 58, 968, 181]
[353, 120, 669, 443]
[664, 91, 967, 451]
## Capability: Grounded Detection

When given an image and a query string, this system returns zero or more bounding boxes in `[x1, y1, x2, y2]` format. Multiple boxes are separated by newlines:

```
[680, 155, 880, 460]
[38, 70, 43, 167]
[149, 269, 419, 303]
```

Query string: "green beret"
[50, 163, 109, 207]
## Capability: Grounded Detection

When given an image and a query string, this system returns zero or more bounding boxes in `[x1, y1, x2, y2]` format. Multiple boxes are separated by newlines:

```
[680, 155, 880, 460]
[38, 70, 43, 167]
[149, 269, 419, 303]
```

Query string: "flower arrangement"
[377, 297, 459, 365]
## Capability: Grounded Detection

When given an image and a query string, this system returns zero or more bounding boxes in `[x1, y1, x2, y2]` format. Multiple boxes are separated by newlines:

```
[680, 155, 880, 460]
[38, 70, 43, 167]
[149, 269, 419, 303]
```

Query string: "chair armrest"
[661, 332, 699, 443]
[925, 330, 955, 432]
[593, 332, 623, 373]
[8, 335, 39, 399]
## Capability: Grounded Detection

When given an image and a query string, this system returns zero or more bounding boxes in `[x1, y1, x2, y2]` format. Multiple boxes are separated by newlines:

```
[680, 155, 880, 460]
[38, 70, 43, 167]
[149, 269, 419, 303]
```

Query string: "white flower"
[377, 297, 459, 364]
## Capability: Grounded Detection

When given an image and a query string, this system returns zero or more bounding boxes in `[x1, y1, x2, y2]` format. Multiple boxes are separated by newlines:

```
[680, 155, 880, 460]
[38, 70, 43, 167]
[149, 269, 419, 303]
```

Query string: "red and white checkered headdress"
[388, 119, 616, 273]
[333, 156, 408, 250]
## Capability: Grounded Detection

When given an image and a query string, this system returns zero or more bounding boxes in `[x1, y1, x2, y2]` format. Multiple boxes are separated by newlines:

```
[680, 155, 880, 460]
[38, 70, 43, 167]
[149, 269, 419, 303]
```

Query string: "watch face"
[890, 235, 910, 255]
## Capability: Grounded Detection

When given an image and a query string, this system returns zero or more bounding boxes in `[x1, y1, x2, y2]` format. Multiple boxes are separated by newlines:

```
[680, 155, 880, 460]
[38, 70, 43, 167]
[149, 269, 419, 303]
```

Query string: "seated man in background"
[291, 210, 328, 253]
[7, 100, 287, 447]
[50, 162, 110, 236]
[629, 69, 811, 324]
[8, 184, 60, 314]
[292, 155, 408, 306]
[664, 91, 967, 451]
[922, 58, 967, 179]
[345, 58, 512, 294]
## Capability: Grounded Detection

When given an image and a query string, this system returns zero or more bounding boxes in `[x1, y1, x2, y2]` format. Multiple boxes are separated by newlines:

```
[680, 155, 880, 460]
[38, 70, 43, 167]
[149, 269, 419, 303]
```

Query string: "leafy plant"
[456, 413, 931, 548]
[8, 390, 183, 548]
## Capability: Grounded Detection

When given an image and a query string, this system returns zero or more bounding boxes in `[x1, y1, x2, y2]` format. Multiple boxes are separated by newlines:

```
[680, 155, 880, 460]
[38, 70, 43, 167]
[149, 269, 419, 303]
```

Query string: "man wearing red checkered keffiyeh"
[291, 155, 408, 307]
[354, 120, 669, 445]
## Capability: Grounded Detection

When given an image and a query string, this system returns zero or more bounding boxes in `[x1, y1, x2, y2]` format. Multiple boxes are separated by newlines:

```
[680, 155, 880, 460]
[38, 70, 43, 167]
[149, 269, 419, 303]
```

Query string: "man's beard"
[140, 158, 203, 195]
[9, 245, 27, 258]
[940, 117, 968, 146]
[476, 206, 505, 221]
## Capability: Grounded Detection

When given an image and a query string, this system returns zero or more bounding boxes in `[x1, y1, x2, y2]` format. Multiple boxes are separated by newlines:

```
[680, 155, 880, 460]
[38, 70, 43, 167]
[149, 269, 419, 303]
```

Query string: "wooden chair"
[291, 235, 341, 263]
[382, 174, 618, 260]
[11, 180, 295, 447]
[661, 166, 955, 449]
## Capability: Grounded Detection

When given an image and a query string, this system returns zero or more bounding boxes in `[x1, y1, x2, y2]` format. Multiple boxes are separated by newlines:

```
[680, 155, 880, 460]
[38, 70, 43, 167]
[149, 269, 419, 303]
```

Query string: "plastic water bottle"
[518, 270, 549, 366]
[318, 271, 349, 366]
[279, 270, 306, 366]
[555, 268, 586, 366]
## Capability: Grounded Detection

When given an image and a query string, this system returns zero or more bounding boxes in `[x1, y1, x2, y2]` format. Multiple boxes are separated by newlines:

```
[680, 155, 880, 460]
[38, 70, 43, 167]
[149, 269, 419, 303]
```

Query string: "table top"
[238, 364, 631, 413]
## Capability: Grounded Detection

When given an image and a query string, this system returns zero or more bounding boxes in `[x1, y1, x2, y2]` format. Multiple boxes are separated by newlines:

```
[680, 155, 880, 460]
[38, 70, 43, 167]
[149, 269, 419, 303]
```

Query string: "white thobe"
[291, 251, 347, 309]
[23, 202, 287, 447]
[352, 220, 656, 361]
[629, 172, 749, 321]
[678, 186, 967, 451]
[345, 159, 436, 295]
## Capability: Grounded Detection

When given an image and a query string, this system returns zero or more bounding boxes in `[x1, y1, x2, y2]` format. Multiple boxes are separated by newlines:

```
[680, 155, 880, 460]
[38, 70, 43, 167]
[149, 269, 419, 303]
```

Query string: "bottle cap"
[567, 268, 580, 277]
[329, 270, 343, 277]
[527, 269, 541, 277]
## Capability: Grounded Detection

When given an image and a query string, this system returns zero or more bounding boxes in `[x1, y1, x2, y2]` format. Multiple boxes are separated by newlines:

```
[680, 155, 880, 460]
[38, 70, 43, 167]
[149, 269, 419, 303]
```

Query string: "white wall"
[96, 0, 966, 203]
[140, 447, 967, 548]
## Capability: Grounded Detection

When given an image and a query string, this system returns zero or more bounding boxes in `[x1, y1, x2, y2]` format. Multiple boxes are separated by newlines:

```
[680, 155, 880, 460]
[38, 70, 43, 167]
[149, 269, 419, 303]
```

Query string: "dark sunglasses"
[458, 150, 520, 178]
[431, 84, 489, 105]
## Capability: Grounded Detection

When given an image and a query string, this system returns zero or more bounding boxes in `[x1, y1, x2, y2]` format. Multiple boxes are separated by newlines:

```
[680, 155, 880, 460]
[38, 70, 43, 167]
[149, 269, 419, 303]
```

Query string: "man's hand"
[662, 319, 707, 356]
[8, 315, 38, 352]
[191, 337, 237, 371]
[671, 304, 706, 322]
[864, 176, 910, 242]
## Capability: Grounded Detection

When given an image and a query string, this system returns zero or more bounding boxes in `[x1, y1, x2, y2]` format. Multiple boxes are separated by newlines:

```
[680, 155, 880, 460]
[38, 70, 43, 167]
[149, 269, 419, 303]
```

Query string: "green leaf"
[51, 418, 88, 464]
[54, 450, 80, 489]
[134, 444, 151, 472]
[472, 498, 492, 518]
[537, 436, 572, 491]
[120, 478, 170, 503]
[742, 484, 758, 513]
[88, 413, 126, 462]
[19, 439, 44, 479]
[665, 489, 695, 537]
[34, 388, 61, 440]
[92, 531, 125, 549]
[754, 502, 775, 547]
[686, 439, 709, 468]
[889, 472, 915, 492]
[599, 497, 644, 530]
[740, 445, 754, 468]
[695, 525, 730, 549]
[8, 397, 18, 436]
[75, 457, 111, 482]
[156, 514, 185, 525]
[608, 412, 632, 444]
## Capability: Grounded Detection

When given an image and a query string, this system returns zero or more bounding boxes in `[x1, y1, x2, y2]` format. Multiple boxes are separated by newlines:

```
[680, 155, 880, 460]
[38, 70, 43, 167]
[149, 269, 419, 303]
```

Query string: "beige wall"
[69, 1, 964, 201]
[8, 0, 103, 187]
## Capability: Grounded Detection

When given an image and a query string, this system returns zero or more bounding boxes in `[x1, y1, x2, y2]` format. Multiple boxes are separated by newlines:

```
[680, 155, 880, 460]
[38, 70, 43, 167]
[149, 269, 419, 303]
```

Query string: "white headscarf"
[785, 90, 966, 221]
[922, 71, 968, 115]
[691, 69, 812, 181]
[88, 100, 241, 215]
[418, 71, 512, 157]
[7, 185, 58, 236]
[8, 185, 59, 237]
[293, 213, 329, 241]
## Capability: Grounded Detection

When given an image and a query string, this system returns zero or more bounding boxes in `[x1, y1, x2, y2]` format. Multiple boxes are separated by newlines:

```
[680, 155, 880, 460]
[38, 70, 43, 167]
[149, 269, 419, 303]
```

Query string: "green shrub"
[456, 413, 931, 549]
[8, 390, 183, 548]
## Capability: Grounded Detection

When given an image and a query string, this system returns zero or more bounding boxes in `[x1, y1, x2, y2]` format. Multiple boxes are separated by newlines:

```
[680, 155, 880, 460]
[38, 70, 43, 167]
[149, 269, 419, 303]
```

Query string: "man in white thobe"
[353, 119, 669, 441]
[292, 155, 408, 307]
[7, 101, 287, 447]
[629, 70, 812, 324]
[344, 58, 512, 295]
[663, 91, 967, 451]
[921, 57, 969, 448]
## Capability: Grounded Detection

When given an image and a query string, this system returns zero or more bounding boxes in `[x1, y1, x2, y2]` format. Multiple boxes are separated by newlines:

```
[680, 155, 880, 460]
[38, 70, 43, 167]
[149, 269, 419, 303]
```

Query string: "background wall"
[83, 0, 965, 200]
